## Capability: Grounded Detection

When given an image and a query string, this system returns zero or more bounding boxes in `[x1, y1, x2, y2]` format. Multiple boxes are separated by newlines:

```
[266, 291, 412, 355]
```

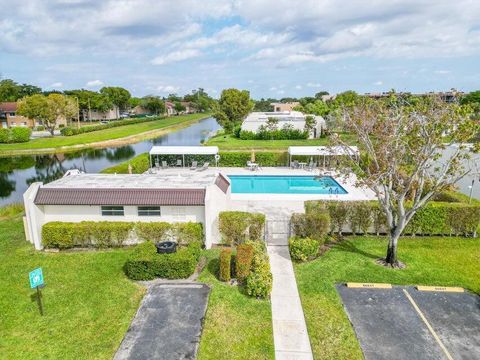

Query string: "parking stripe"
[402, 289, 454, 360]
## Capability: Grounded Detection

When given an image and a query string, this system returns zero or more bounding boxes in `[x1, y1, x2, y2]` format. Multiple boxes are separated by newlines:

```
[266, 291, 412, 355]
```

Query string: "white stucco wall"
[23, 183, 45, 250]
[204, 181, 230, 248]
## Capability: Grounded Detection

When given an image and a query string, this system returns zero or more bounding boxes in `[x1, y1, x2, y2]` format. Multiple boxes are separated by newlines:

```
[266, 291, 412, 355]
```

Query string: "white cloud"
[374, 80, 383, 85]
[295, 85, 302, 90]
[49, 82, 63, 88]
[306, 82, 322, 88]
[151, 49, 201, 65]
[86, 80, 104, 87]
[434, 70, 451, 75]
[156, 85, 180, 93]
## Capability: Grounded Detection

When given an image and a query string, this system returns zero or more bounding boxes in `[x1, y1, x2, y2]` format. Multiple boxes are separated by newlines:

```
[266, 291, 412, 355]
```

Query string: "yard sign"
[29, 268, 44, 289]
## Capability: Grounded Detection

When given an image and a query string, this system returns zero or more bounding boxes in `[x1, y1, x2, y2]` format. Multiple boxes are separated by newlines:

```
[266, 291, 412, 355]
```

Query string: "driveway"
[114, 282, 210, 360]
[337, 285, 480, 360]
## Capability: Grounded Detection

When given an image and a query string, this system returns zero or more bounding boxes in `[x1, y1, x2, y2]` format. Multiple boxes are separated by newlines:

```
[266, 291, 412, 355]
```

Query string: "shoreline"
[0, 115, 211, 157]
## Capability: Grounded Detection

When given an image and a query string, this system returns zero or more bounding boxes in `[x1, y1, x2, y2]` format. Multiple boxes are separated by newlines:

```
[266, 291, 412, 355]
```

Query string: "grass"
[0, 113, 210, 154]
[0, 208, 144, 360]
[101, 152, 149, 174]
[295, 236, 480, 359]
[205, 132, 357, 150]
[197, 249, 274, 360]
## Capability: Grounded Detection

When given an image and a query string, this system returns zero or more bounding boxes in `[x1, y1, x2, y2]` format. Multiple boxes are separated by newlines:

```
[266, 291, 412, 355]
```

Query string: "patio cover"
[288, 146, 359, 156]
[149, 146, 219, 156]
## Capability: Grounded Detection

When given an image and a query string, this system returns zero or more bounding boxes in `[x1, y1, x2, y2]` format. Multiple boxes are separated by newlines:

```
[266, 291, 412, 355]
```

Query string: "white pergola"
[288, 146, 359, 167]
[149, 146, 219, 168]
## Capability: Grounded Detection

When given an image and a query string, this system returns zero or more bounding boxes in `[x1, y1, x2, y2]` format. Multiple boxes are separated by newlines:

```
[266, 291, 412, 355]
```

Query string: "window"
[138, 206, 161, 216]
[101, 206, 124, 216]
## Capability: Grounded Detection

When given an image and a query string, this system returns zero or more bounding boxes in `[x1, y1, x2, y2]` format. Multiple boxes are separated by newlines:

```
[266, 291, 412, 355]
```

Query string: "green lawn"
[197, 249, 274, 360]
[0, 113, 210, 154]
[205, 132, 357, 150]
[0, 210, 144, 360]
[295, 236, 480, 360]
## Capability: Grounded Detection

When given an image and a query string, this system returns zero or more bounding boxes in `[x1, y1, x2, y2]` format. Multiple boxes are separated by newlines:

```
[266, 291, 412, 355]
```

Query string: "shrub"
[136, 222, 171, 242]
[218, 211, 265, 245]
[289, 237, 320, 262]
[327, 202, 350, 235]
[59, 116, 165, 136]
[244, 240, 272, 298]
[0, 128, 10, 143]
[219, 248, 232, 282]
[34, 125, 45, 131]
[42, 222, 75, 249]
[175, 222, 204, 245]
[124, 241, 200, 280]
[218, 151, 288, 167]
[349, 202, 373, 235]
[235, 243, 254, 283]
[60, 127, 74, 136]
[10, 127, 31, 143]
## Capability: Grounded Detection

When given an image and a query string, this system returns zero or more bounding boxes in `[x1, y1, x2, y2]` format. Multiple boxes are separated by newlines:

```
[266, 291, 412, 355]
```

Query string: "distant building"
[0, 102, 37, 128]
[241, 111, 326, 139]
[165, 101, 196, 116]
[270, 102, 300, 112]
[80, 106, 119, 121]
[131, 105, 151, 116]
[364, 91, 464, 103]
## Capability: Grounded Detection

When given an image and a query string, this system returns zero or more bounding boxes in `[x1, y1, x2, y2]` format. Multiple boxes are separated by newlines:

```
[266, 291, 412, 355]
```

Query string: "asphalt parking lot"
[114, 282, 210, 360]
[337, 284, 480, 360]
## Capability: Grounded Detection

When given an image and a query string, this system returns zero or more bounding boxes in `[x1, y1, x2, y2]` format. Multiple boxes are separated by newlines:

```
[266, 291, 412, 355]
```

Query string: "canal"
[0, 117, 221, 206]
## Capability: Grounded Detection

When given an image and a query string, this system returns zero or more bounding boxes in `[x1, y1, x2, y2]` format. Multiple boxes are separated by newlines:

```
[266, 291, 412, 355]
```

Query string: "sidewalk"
[268, 245, 313, 360]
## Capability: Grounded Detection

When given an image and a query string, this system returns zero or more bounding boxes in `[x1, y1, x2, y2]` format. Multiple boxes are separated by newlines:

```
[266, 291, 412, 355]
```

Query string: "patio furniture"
[307, 161, 316, 171]
[247, 161, 259, 171]
[190, 161, 198, 170]
[176, 159, 182, 167]
[197, 162, 210, 171]
[162, 161, 168, 169]
[298, 162, 307, 169]
[291, 160, 299, 169]
[154, 160, 160, 168]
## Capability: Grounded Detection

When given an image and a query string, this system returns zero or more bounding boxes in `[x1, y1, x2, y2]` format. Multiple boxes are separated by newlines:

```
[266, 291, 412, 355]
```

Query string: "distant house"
[270, 102, 300, 112]
[0, 102, 37, 128]
[241, 111, 326, 139]
[131, 105, 151, 116]
[164, 101, 196, 116]
[80, 106, 119, 121]
[165, 101, 175, 116]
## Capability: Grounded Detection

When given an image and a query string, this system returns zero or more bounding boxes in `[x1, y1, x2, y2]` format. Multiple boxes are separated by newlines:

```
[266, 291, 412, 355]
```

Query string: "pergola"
[288, 146, 359, 167]
[149, 146, 219, 168]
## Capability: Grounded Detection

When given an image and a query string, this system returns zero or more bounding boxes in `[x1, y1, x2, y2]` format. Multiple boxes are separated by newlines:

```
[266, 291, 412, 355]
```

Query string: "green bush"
[60, 116, 165, 136]
[235, 243, 254, 283]
[289, 237, 320, 262]
[349, 202, 373, 235]
[0, 128, 10, 143]
[10, 127, 32, 142]
[291, 210, 330, 241]
[218, 211, 265, 245]
[34, 125, 45, 131]
[175, 222, 204, 245]
[218, 151, 288, 167]
[219, 248, 232, 282]
[124, 241, 201, 280]
[136, 222, 171, 242]
[42, 222, 75, 249]
[244, 240, 272, 298]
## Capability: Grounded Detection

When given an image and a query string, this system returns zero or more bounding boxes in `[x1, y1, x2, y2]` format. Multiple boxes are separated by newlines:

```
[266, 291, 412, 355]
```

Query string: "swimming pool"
[228, 175, 348, 194]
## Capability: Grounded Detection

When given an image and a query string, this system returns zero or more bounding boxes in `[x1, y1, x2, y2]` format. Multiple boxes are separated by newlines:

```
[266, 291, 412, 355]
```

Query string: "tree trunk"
[385, 231, 400, 266]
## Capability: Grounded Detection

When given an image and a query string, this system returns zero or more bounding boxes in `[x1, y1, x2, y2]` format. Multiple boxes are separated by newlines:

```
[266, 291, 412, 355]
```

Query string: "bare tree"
[333, 94, 479, 267]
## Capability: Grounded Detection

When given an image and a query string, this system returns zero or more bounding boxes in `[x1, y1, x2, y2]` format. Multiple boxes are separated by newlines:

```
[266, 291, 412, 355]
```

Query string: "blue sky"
[1, 0, 479, 99]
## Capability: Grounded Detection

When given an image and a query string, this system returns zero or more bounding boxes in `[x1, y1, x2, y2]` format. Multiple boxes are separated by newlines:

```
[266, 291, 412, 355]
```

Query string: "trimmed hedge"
[245, 240, 272, 298]
[305, 200, 480, 236]
[218, 151, 288, 167]
[0, 127, 32, 143]
[42, 221, 203, 249]
[219, 248, 232, 282]
[218, 211, 265, 245]
[235, 243, 254, 283]
[60, 116, 165, 136]
[124, 241, 202, 280]
[291, 211, 330, 241]
[289, 237, 320, 262]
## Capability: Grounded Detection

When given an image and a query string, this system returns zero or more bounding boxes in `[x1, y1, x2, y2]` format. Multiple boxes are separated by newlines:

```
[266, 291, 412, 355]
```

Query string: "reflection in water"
[0, 117, 221, 205]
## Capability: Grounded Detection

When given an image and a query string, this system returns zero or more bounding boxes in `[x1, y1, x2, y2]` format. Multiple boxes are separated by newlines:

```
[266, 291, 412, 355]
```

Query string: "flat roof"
[149, 146, 219, 156]
[288, 146, 359, 156]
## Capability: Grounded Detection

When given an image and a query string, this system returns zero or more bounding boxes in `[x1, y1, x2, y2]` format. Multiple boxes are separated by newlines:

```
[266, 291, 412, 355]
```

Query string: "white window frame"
[137, 206, 161, 216]
[101, 206, 124, 216]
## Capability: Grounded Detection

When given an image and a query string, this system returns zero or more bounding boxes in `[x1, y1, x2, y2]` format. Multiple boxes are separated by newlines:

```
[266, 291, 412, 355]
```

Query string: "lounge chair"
[190, 161, 198, 170]
[176, 159, 182, 167]
[197, 162, 209, 171]
[162, 160, 168, 169]
[247, 161, 259, 171]
[154, 160, 160, 168]
[307, 161, 316, 171]
[291, 160, 299, 169]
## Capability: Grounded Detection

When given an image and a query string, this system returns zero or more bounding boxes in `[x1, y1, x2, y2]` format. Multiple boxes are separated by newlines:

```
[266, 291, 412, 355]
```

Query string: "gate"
[265, 218, 291, 245]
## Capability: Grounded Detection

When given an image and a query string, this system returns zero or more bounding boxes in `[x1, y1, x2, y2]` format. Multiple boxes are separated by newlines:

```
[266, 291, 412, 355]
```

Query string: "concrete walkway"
[268, 244, 313, 360]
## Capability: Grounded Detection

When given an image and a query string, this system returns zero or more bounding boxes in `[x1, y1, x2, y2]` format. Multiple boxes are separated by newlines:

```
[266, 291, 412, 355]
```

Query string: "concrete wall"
[23, 183, 45, 250]
[204, 182, 230, 248]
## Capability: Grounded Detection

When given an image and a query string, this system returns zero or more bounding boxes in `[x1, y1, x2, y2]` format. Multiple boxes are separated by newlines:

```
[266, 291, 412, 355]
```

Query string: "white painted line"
[402, 289, 454, 360]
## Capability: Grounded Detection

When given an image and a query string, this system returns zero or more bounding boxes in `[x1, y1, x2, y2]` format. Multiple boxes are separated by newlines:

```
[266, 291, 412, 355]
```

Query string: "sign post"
[29, 268, 45, 315]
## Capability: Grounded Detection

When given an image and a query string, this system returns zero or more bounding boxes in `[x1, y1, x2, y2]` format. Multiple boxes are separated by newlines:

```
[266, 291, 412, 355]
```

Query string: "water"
[229, 175, 348, 194]
[0, 117, 221, 206]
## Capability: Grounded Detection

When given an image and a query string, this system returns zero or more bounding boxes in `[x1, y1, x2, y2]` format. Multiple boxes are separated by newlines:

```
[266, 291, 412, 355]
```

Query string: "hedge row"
[42, 221, 203, 249]
[0, 127, 32, 143]
[289, 237, 320, 262]
[238, 128, 308, 140]
[245, 240, 272, 298]
[124, 241, 202, 280]
[219, 248, 232, 282]
[60, 116, 164, 136]
[218, 211, 265, 245]
[304, 201, 480, 236]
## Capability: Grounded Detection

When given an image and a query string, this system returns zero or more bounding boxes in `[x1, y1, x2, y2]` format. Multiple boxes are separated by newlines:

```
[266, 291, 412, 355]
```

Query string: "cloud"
[86, 80, 104, 87]
[49, 82, 63, 88]
[151, 49, 201, 65]
[374, 80, 383, 85]
[306, 82, 322, 88]
[156, 85, 180, 93]
[434, 70, 451, 75]
[295, 85, 302, 90]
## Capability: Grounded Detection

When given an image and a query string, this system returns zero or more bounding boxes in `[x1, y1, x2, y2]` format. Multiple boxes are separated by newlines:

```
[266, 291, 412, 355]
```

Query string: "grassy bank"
[205, 132, 357, 150]
[197, 249, 274, 360]
[295, 236, 480, 359]
[0, 207, 144, 360]
[0, 113, 211, 155]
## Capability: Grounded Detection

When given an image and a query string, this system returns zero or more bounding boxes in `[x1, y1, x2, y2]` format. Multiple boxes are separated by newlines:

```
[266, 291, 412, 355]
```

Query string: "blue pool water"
[228, 175, 348, 194]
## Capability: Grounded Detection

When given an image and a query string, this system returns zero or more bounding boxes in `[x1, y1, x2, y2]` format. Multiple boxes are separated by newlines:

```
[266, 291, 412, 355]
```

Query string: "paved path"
[268, 240, 313, 359]
[114, 282, 210, 360]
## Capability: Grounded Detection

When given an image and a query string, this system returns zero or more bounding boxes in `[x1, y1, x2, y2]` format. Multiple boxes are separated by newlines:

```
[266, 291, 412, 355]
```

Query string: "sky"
[1, 0, 480, 99]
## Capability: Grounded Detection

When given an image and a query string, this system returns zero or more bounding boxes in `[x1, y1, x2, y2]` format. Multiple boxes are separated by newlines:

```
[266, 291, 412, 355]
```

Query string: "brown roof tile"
[0, 102, 18, 112]
[215, 174, 230, 194]
[35, 188, 205, 206]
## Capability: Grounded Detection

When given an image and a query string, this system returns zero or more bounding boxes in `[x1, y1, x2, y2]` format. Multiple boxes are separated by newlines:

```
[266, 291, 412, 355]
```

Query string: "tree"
[19, 84, 42, 98]
[315, 91, 329, 99]
[17, 94, 78, 135]
[142, 96, 165, 115]
[265, 117, 279, 131]
[214, 88, 253, 133]
[100, 86, 131, 119]
[460, 90, 480, 118]
[254, 98, 278, 112]
[0, 79, 20, 102]
[174, 101, 186, 114]
[128, 97, 142, 108]
[333, 95, 479, 267]
[304, 115, 316, 134]
[64, 89, 113, 118]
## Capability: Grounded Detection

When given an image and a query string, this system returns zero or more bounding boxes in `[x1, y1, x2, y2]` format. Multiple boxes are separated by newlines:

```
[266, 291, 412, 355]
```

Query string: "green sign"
[29, 268, 44, 289]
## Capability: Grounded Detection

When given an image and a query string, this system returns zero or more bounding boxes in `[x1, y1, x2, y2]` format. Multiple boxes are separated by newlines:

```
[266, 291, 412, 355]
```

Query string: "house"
[270, 102, 300, 112]
[80, 106, 119, 121]
[165, 101, 175, 116]
[241, 111, 326, 138]
[131, 105, 151, 116]
[164, 101, 196, 116]
[0, 102, 37, 128]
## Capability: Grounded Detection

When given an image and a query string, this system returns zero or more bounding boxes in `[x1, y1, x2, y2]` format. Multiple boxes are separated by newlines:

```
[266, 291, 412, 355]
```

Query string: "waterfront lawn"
[102, 152, 149, 174]
[0, 210, 144, 360]
[197, 249, 274, 360]
[295, 236, 480, 360]
[0, 113, 210, 153]
[205, 132, 357, 150]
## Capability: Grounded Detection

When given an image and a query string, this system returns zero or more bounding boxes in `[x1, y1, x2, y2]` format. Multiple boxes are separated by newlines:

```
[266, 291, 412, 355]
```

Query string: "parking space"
[337, 284, 480, 360]
[114, 282, 210, 360]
